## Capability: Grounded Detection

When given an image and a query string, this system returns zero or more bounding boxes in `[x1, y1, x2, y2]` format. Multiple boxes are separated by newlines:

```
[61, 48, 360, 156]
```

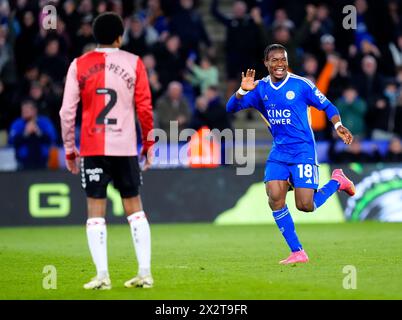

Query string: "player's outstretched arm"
[331, 115, 353, 145]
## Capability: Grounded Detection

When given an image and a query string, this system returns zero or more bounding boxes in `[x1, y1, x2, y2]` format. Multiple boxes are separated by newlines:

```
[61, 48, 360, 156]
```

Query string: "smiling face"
[264, 49, 288, 82]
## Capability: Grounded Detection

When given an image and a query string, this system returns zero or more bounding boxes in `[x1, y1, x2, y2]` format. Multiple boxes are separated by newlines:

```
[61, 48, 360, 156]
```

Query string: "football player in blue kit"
[226, 44, 355, 264]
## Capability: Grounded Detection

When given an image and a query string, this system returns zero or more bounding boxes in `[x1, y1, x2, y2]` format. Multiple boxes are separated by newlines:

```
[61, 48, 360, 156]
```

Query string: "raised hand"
[241, 69, 258, 91]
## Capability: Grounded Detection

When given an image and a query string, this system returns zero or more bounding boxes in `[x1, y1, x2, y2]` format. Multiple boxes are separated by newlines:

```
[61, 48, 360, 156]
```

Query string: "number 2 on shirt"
[96, 88, 117, 125]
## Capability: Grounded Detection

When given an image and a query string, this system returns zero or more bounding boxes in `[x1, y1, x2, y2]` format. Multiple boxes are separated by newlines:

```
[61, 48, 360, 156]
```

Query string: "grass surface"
[0, 222, 401, 300]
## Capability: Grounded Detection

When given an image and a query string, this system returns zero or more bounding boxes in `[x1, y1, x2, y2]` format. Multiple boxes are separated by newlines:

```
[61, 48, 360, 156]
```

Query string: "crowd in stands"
[0, 0, 401, 169]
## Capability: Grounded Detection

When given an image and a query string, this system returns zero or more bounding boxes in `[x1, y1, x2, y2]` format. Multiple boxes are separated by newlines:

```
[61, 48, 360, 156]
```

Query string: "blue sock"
[313, 179, 340, 209]
[273, 205, 303, 252]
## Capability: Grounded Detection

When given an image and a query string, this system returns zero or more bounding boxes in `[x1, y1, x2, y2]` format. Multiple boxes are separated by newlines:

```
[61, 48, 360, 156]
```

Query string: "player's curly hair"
[92, 12, 124, 45]
[264, 44, 287, 60]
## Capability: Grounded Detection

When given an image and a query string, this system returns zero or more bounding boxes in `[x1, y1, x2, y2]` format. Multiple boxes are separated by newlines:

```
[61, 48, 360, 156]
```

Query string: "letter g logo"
[29, 184, 70, 218]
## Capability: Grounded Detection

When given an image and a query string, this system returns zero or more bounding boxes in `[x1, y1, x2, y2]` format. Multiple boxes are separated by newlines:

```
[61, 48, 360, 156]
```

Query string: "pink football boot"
[279, 250, 309, 265]
[331, 169, 356, 196]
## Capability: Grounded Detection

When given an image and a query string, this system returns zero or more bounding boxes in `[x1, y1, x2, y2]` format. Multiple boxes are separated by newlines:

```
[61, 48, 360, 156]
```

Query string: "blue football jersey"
[227, 73, 336, 165]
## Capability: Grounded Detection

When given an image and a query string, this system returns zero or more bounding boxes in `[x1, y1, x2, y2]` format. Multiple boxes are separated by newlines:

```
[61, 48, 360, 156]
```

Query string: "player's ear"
[116, 35, 123, 48]
[263, 59, 269, 67]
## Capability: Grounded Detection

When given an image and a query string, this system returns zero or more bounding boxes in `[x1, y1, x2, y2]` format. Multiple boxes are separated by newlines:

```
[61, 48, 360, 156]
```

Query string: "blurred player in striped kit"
[60, 12, 154, 289]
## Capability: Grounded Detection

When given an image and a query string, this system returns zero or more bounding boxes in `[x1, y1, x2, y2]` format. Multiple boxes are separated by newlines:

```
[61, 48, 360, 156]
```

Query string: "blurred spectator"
[77, 0, 93, 17]
[301, 54, 338, 140]
[367, 96, 392, 139]
[328, 58, 352, 101]
[153, 34, 185, 89]
[394, 94, 402, 137]
[384, 81, 399, 109]
[269, 24, 301, 74]
[353, 55, 384, 104]
[95, 0, 108, 15]
[185, 55, 218, 95]
[155, 81, 191, 139]
[271, 8, 294, 31]
[354, 0, 375, 50]
[297, 4, 333, 61]
[329, 137, 381, 163]
[26, 80, 59, 122]
[142, 53, 163, 102]
[249, 6, 270, 76]
[361, 0, 394, 48]
[110, 0, 124, 17]
[192, 95, 208, 127]
[348, 0, 389, 73]
[387, 0, 402, 37]
[321, 34, 335, 54]
[383, 136, 402, 162]
[244, 0, 276, 26]
[8, 100, 56, 170]
[53, 16, 72, 58]
[301, 53, 318, 80]
[169, 0, 212, 60]
[191, 86, 231, 131]
[14, 0, 38, 22]
[73, 15, 95, 58]
[317, 34, 336, 69]
[0, 79, 16, 135]
[360, 38, 381, 58]
[211, 0, 265, 99]
[396, 66, 402, 87]
[354, 40, 381, 66]
[366, 81, 401, 140]
[36, 37, 69, 83]
[122, 14, 158, 57]
[60, 0, 81, 43]
[15, 64, 38, 98]
[315, 3, 333, 35]
[14, 10, 39, 76]
[388, 35, 402, 69]
[138, 0, 169, 36]
[0, 24, 17, 86]
[335, 86, 367, 138]
[0, 0, 20, 31]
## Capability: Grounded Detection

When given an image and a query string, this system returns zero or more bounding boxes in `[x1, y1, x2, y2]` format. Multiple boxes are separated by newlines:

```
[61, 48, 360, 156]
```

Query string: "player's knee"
[296, 200, 314, 212]
[268, 197, 286, 211]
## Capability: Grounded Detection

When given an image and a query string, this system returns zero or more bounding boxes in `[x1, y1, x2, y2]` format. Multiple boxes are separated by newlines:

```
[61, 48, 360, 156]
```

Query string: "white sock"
[127, 211, 151, 277]
[86, 217, 109, 279]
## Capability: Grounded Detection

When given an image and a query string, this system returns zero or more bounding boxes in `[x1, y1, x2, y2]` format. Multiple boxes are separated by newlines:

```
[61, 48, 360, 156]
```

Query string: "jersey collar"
[269, 72, 290, 90]
[95, 47, 120, 53]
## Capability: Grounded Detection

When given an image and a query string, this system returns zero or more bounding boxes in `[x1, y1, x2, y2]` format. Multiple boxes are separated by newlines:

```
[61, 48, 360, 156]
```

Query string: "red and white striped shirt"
[60, 48, 154, 156]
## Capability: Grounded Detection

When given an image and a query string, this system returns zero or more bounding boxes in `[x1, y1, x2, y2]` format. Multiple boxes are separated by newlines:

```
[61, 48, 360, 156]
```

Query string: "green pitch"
[0, 222, 401, 300]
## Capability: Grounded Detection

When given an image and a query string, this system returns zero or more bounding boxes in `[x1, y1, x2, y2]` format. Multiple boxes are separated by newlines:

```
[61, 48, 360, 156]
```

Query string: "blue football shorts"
[264, 160, 319, 190]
